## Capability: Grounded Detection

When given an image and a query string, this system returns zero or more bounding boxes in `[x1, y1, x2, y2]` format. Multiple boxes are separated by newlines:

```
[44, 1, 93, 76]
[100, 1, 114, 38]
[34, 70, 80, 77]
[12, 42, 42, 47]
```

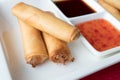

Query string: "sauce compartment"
[53, 0, 95, 17]
[52, 0, 104, 18]
[70, 12, 120, 57]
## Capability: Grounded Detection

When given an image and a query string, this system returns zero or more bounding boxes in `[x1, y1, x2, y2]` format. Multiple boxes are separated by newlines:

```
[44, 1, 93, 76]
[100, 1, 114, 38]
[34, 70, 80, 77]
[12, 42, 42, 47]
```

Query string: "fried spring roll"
[18, 20, 48, 67]
[43, 32, 74, 64]
[12, 2, 80, 43]
[98, 0, 120, 21]
[104, 0, 120, 10]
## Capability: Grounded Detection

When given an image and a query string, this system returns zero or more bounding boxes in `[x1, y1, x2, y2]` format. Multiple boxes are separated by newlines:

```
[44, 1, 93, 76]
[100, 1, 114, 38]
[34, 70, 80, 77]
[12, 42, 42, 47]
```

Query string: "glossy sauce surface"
[76, 19, 120, 51]
[54, 0, 95, 17]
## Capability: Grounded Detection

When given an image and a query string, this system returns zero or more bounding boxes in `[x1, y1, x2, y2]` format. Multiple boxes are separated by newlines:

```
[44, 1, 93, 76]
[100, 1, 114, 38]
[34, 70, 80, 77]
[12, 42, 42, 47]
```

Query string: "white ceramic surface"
[0, 0, 120, 80]
[0, 39, 12, 80]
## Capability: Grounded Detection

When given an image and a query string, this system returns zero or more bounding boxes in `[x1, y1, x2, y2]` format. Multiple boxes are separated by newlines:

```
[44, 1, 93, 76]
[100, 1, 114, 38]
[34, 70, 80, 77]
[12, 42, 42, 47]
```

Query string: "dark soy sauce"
[54, 0, 96, 17]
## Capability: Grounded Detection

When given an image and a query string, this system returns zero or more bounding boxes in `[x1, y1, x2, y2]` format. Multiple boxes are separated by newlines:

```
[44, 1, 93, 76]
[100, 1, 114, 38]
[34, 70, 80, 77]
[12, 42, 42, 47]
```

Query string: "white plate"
[0, 39, 12, 80]
[0, 0, 120, 80]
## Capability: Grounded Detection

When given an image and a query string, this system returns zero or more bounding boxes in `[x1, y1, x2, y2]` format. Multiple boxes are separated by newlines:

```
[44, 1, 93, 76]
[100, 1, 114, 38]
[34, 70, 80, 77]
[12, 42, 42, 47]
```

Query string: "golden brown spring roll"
[12, 2, 80, 43]
[98, 0, 120, 21]
[104, 0, 120, 10]
[18, 20, 48, 67]
[43, 32, 74, 64]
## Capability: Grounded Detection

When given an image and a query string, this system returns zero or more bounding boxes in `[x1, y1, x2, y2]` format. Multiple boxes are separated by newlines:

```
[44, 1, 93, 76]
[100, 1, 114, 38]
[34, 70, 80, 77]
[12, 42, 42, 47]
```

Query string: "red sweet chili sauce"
[76, 19, 120, 51]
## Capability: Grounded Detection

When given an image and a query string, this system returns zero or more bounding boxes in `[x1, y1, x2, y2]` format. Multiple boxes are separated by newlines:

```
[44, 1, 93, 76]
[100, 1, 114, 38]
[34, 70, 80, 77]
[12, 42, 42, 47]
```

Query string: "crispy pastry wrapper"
[98, 0, 120, 21]
[12, 2, 80, 42]
[43, 32, 74, 64]
[18, 20, 48, 67]
[104, 0, 120, 10]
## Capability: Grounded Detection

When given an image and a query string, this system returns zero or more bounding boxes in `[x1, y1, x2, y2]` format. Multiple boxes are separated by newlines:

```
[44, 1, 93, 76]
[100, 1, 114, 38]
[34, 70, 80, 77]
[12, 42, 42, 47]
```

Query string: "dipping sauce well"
[76, 19, 120, 51]
[54, 0, 95, 17]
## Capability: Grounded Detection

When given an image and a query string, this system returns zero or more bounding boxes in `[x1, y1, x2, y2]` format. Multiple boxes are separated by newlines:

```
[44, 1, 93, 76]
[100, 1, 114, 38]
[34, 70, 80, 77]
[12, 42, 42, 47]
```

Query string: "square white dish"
[70, 12, 120, 57]
[52, 0, 104, 18]
[0, 0, 120, 80]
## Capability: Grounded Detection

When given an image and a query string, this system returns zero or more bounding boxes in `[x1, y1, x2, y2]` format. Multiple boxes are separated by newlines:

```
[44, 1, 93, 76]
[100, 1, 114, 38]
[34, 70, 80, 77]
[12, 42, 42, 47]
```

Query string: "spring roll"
[43, 32, 74, 64]
[104, 0, 120, 10]
[18, 20, 48, 67]
[12, 2, 80, 43]
[98, 0, 120, 21]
